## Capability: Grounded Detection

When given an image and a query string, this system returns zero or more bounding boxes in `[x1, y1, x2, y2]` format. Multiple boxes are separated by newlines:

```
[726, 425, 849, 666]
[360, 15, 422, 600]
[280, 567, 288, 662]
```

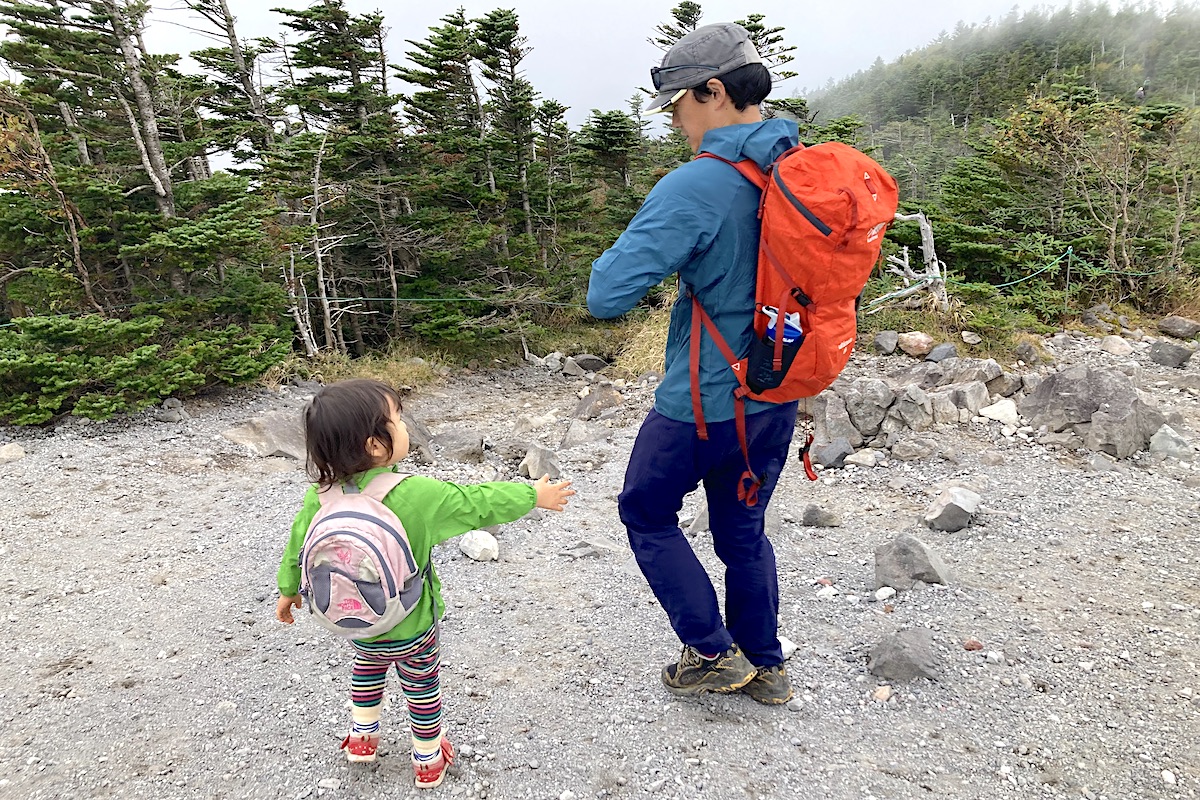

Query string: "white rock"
[1163, 770, 1176, 786]
[815, 586, 839, 600]
[779, 636, 798, 660]
[844, 449, 881, 468]
[460, 530, 499, 562]
[1150, 424, 1194, 461]
[980, 398, 1021, 427]
[961, 331, 983, 345]
[875, 587, 897, 602]
[1099, 335, 1134, 356]
[0, 443, 26, 465]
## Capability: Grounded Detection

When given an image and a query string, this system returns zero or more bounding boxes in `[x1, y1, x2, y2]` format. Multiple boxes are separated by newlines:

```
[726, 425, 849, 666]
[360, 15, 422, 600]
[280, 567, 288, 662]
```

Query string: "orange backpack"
[691, 142, 899, 503]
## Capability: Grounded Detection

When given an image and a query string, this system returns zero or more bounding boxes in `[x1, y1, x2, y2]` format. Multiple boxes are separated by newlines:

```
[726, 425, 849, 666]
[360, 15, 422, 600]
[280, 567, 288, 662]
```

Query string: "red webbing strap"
[694, 152, 769, 190]
[798, 432, 818, 481]
[691, 296, 762, 506]
[689, 296, 708, 441]
[734, 393, 762, 507]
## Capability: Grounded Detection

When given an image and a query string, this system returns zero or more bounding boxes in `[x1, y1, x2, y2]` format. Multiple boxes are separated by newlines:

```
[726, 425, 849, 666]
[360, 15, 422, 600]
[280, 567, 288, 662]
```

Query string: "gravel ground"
[1, 332, 1199, 800]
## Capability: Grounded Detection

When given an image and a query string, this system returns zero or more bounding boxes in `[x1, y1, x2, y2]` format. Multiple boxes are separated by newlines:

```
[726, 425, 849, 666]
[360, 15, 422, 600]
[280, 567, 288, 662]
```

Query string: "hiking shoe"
[413, 738, 455, 790]
[661, 645, 756, 696]
[740, 664, 794, 705]
[340, 732, 380, 763]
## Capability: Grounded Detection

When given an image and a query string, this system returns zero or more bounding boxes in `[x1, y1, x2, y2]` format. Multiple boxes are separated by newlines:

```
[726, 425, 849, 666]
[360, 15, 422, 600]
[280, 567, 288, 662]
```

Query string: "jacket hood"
[697, 118, 798, 170]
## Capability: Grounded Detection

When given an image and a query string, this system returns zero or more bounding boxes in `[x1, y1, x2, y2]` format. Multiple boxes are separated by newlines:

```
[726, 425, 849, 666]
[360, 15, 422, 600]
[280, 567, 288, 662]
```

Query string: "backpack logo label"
[838, 337, 855, 351]
[867, 222, 887, 243]
[338, 598, 364, 612]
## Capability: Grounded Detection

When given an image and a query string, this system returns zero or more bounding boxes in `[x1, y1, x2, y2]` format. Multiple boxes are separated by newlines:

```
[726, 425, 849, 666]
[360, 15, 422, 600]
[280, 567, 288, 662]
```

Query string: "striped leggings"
[350, 624, 442, 751]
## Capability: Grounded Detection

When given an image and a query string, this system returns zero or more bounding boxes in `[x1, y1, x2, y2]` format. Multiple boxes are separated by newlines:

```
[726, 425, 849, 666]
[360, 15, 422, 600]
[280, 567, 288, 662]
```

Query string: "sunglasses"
[650, 63, 718, 90]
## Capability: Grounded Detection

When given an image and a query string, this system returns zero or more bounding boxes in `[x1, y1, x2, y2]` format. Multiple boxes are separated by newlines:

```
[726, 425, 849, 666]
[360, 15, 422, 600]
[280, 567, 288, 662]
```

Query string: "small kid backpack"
[692, 142, 899, 504]
[299, 471, 428, 638]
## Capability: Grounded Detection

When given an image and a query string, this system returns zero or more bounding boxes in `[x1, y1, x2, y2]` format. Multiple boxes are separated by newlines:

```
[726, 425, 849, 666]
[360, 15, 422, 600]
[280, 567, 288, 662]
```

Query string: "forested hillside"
[0, 1, 1197, 424]
[810, 3, 1200, 321]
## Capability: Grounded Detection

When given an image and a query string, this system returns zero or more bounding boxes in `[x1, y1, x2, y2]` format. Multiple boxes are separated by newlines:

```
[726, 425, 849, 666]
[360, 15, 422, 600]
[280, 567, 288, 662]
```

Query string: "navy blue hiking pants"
[618, 401, 798, 667]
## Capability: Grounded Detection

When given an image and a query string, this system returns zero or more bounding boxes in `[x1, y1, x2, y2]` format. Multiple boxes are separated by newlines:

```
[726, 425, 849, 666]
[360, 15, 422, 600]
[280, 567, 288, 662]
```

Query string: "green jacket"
[277, 466, 536, 642]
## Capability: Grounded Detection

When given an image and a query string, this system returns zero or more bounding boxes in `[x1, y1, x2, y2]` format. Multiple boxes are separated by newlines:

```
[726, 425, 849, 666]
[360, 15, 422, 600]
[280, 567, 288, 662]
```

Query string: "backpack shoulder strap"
[695, 152, 769, 191]
[359, 471, 413, 504]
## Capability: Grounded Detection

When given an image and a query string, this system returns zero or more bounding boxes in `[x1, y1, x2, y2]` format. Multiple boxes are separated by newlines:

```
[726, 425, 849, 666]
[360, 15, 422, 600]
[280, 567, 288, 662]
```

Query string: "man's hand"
[276, 594, 302, 624]
[534, 475, 575, 511]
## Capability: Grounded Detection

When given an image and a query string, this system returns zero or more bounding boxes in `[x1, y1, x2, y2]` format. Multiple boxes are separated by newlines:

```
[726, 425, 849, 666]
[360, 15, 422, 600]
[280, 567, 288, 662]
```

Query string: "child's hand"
[534, 475, 575, 511]
[276, 594, 302, 624]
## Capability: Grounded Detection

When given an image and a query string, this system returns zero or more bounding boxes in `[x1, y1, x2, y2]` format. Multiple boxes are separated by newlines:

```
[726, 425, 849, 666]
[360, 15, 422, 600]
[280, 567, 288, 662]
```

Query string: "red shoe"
[340, 732, 379, 763]
[413, 738, 454, 789]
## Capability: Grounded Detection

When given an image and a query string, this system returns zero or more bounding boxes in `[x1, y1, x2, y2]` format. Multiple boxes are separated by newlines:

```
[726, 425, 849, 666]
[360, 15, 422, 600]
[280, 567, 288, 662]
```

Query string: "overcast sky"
[142, 0, 1106, 127]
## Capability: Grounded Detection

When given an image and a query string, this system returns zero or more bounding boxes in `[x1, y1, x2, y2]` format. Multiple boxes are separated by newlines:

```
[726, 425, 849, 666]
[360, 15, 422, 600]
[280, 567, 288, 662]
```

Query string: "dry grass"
[612, 306, 671, 378]
[261, 345, 443, 391]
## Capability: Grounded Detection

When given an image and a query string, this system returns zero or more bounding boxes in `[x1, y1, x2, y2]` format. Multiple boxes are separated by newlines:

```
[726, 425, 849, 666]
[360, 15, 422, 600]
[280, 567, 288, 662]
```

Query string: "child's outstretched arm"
[534, 475, 575, 512]
[276, 594, 302, 624]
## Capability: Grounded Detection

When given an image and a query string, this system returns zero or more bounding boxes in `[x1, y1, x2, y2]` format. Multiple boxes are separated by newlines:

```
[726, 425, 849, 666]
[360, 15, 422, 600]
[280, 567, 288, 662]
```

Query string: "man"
[587, 22, 799, 705]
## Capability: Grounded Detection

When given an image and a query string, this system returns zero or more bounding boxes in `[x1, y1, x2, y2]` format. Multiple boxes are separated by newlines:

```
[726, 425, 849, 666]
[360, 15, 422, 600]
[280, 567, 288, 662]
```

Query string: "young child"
[276, 379, 574, 789]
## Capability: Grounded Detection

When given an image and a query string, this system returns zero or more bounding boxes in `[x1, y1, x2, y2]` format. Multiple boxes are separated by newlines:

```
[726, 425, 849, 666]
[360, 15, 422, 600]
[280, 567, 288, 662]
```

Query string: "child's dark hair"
[304, 379, 404, 486]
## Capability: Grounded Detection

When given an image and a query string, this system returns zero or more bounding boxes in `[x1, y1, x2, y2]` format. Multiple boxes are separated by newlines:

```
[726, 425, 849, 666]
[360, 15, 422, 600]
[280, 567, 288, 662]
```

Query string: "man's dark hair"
[691, 63, 772, 111]
[304, 378, 404, 487]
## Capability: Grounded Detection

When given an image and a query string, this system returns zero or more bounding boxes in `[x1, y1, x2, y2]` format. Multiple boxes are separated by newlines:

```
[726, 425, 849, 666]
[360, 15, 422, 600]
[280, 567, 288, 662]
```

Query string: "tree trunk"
[105, 0, 174, 217]
[57, 101, 92, 166]
[199, 0, 275, 149]
[311, 135, 337, 351]
[285, 249, 319, 357]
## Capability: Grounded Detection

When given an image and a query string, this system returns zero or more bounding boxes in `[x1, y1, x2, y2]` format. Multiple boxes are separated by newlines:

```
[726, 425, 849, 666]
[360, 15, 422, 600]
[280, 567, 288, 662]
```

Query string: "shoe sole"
[345, 752, 377, 763]
[415, 773, 445, 789]
[662, 667, 757, 696]
[742, 689, 795, 705]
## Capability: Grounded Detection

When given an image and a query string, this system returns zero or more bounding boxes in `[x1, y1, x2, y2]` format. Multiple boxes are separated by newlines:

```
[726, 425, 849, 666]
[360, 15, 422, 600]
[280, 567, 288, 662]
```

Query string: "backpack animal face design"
[299, 472, 428, 638]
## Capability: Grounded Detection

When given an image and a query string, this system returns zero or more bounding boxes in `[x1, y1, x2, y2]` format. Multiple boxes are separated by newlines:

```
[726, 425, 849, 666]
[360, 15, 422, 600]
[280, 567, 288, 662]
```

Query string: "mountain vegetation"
[0, 1, 1196, 423]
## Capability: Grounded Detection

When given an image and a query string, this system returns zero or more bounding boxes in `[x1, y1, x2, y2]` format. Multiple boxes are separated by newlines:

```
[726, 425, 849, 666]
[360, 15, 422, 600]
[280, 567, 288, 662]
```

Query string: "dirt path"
[1, 343, 1198, 800]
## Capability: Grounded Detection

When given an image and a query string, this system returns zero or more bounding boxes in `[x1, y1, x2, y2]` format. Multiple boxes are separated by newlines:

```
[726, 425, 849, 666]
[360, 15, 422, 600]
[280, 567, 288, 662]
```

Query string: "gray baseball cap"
[645, 22, 764, 114]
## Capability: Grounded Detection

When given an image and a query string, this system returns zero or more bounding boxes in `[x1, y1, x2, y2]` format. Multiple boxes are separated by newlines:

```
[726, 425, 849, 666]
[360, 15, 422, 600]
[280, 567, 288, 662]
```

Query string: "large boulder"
[842, 378, 895, 437]
[868, 628, 939, 682]
[875, 534, 951, 590]
[943, 381, 991, 415]
[810, 438, 855, 469]
[812, 391, 863, 448]
[573, 353, 609, 372]
[943, 358, 1003, 386]
[434, 429, 486, 463]
[898, 331, 935, 357]
[1149, 340, 1193, 369]
[0, 443, 26, 465]
[574, 386, 624, 420]
[888, 385, 934, 432]
[223, 411, 306, 460]
[1019, 366, 1165, 458]
[1158, 315, 1200, 340]
[924, 486, 981, 532]
[518, 446, 561, 480]
[874, 331, 899, 355]
[1085, 396, 1166, 459]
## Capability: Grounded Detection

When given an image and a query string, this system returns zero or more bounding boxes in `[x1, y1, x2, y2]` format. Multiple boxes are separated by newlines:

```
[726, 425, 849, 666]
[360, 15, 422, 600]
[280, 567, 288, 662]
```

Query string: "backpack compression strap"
[689, 294, 763, 507]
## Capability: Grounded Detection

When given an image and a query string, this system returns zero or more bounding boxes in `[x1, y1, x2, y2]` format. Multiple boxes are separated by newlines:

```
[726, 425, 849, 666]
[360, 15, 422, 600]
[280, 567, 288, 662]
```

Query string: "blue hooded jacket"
[587, 119, 799, 423]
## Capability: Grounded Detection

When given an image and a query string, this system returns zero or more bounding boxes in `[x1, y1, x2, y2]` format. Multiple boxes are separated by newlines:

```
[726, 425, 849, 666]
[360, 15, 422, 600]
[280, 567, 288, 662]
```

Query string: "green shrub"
[0, 314, 289, 425]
